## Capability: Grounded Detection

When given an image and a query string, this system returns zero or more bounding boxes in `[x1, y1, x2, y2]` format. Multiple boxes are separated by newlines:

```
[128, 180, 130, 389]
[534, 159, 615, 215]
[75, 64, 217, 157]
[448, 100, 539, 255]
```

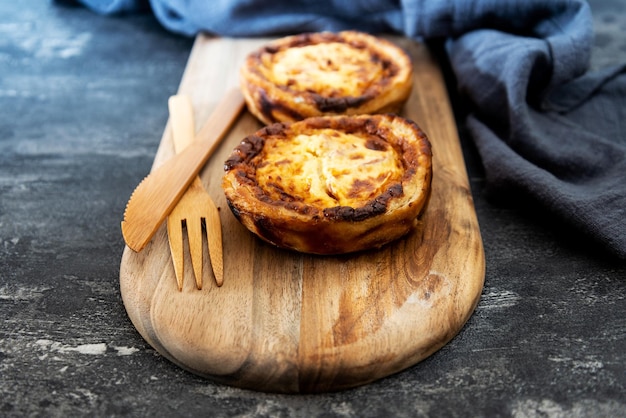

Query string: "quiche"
[240, 31, 413, 125]
[222, 114, 432, 255]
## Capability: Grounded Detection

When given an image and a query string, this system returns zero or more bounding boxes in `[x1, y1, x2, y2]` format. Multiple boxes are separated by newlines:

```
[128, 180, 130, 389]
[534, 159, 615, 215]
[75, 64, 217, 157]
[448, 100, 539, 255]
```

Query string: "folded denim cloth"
[66, 0, 626, 258]
[60, 0, 147, 14]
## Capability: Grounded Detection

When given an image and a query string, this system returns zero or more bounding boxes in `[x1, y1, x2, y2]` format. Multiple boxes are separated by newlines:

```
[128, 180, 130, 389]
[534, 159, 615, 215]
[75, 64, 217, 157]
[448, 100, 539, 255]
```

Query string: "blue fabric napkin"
[67, 0, 626, 259]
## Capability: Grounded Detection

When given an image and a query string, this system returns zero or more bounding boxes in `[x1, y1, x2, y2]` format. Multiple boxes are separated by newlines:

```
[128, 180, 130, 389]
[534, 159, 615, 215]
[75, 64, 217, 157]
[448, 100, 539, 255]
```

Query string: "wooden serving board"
[119, 35, 485, 393]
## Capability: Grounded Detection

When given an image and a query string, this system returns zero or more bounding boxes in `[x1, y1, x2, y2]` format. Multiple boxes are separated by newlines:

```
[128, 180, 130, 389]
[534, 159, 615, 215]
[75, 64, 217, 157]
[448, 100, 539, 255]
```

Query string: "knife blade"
[121, 88, 245, 252]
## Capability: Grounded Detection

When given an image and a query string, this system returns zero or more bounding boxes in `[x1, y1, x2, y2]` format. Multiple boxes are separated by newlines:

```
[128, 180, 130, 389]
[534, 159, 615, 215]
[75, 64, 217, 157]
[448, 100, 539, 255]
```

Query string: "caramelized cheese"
[223, 114, 433, 255]
[255, 129, 402, 208]
[264, 43, 384, 98]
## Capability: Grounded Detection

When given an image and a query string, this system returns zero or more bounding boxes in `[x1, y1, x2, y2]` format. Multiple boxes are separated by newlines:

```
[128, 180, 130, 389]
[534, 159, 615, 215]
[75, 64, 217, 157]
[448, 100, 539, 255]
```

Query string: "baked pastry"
[240, 31, 413, 125]
[222, 114, 432, 255]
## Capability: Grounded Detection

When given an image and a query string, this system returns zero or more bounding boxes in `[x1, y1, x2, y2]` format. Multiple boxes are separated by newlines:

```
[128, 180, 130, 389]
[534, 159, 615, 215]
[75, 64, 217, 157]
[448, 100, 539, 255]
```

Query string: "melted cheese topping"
[255, 129, 403, 208]
[264, 43, 384, 97]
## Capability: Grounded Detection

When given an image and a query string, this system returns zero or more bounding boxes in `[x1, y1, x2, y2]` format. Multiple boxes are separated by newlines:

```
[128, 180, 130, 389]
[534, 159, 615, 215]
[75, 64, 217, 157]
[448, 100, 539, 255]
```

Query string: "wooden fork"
[167, 95, 223, 290]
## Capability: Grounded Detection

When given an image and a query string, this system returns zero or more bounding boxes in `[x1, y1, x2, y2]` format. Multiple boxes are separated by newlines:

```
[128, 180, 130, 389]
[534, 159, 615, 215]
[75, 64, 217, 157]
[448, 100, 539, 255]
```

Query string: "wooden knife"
[121, 88, 245, 252]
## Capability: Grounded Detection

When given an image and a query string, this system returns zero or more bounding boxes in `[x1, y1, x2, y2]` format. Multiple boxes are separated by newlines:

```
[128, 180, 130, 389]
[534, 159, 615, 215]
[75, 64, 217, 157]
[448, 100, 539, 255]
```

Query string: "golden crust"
[222, 114, 432, 255]
[240, 31, 414, 125]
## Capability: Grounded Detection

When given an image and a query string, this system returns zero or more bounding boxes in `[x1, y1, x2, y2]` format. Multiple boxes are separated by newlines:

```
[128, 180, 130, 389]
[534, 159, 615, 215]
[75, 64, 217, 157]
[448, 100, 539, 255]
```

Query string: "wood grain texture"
[119, 35, 485, 393]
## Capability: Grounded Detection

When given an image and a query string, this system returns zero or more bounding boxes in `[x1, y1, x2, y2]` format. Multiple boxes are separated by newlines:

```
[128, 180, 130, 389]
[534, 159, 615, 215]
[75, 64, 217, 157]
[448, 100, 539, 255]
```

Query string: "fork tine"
[186, 206, 204, 290]
[167, 213, 185, 291]
[205, 197, 224, 287]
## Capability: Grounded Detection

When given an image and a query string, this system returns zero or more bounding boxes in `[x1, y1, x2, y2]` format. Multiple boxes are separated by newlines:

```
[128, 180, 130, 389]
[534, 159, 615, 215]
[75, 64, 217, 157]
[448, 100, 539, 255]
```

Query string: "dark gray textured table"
[1, 1, 625, 416]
